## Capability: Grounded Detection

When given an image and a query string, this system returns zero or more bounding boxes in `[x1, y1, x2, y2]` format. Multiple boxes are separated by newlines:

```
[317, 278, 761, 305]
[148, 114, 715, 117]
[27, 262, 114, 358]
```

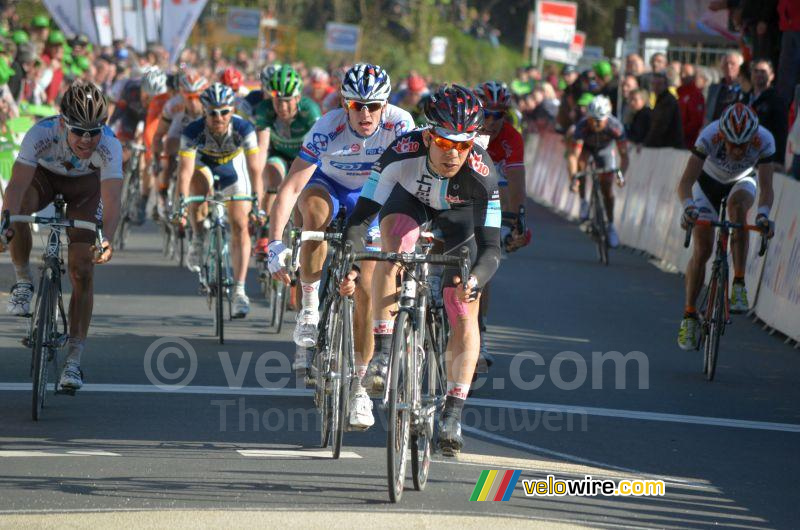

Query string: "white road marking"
[467, 397, 800, 433]
[237, 449, 361, 459]
[0, 450, 120, 458]
[461, 426, 704, 487]
[1, 382, 797, 433]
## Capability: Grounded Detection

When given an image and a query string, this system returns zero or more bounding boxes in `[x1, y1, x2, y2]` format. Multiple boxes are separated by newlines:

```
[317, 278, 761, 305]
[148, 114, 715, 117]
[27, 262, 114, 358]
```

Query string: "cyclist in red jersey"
[473, 81, 532, 374]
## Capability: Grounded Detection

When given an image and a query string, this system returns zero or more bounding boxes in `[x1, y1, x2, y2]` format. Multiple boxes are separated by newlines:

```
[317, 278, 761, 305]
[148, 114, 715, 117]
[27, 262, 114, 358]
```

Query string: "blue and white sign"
[325, 22, 360, 53]
[227, 7, 261, 38]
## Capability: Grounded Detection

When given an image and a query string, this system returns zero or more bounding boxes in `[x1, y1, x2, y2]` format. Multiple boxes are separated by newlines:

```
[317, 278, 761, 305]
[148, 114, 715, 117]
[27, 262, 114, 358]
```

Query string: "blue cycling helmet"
[200, 82, 235, 108]
[340, 63, 391, 102]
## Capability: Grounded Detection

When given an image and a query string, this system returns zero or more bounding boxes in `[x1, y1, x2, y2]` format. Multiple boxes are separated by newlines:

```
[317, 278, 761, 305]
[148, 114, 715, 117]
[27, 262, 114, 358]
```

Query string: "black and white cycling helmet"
[260, 62, 282, 92]
[719, 102, 758, 144]
[141, 67, 167, 96]
[200, 82, 235, 109]
[587, 95, 612, 120]
[61, 81, 108, 129]
[340, 63, 391, 102]
[424, 84, 484, 140]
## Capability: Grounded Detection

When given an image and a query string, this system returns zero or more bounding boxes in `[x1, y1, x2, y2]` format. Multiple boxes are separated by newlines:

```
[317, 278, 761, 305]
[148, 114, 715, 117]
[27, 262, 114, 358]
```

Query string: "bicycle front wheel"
[214, 228, 225, 344]
[387, 311, 412, 503]
[332, 298, 353, 459]
[31, 270, 56, 421]
[593, 187, 609, 265]
[704, 267, 726, 381]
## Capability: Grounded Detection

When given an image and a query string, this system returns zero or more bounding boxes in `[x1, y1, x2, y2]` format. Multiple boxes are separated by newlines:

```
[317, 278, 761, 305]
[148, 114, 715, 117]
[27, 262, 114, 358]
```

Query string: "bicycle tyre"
[317, 298, 339, 449]
[705, 268, 726, 381]
[593, 186, 609, 265]
[333, 297, 352, 459]
[212, 227, 224, 344]
[387, 310, 412, 503]
[31, 270, 55, 421]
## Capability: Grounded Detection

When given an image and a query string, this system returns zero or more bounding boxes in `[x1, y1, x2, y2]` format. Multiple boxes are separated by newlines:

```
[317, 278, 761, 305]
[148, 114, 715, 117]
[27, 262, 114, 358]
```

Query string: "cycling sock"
[14, 264, 32, 283]
[733, 276, 745, 285]
[684, 305, 697, 318]
[446, 381, 470, 400]
[300, 280, 320, 311]
[65, 337, 85, 365]
[356, 364, 368, 381]
[234, 281, 246, 295]
[372, 320, 394, 357]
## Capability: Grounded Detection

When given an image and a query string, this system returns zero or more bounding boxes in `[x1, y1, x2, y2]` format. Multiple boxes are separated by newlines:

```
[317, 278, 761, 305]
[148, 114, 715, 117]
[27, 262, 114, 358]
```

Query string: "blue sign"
[325, 22, 360, 53]
[227, 8, 261, 38]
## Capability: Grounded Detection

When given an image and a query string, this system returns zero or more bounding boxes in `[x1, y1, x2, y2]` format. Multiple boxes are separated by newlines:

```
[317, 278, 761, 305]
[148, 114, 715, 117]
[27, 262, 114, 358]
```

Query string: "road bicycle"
[353, 246, 469, 502]
[113, 142, 145, 251]
[573, 163, 623, 265]
[182, 179, 255, 344]
[684, 196, 768, 381]
[4, 195, 103, 420]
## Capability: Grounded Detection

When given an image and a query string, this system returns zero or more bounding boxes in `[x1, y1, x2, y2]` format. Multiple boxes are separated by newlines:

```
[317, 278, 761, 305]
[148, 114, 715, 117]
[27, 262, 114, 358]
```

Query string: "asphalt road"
[0, 201, 797, 529]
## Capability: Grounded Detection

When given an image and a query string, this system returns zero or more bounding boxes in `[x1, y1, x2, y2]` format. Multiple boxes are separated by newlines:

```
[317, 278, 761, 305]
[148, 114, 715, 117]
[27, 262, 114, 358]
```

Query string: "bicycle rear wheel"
[333, 298, 353, 459]
[31, 270, 55, 421]
[387, 311, 412, 503]
[704, 267, 726, 381]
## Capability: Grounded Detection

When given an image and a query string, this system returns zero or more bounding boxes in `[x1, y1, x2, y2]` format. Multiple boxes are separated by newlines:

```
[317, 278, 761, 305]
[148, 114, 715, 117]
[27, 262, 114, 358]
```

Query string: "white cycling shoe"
[607, 223, 620, 248]
[293, 309, 319, 348]
[7, 282, 33, 316]
[348, 386, 374, 430]
[58, 361, 83, 391]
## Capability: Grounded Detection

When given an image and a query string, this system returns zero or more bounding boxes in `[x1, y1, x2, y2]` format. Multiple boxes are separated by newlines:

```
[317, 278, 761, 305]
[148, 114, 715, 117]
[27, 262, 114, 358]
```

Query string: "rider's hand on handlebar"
[267, 240, 291, 284]
[453, 274, 480, 303]
[756, 214, 775, 239]
[338, 269, 359, 297]
[681, 206, 699, 230]
[92, 239, 113, 264]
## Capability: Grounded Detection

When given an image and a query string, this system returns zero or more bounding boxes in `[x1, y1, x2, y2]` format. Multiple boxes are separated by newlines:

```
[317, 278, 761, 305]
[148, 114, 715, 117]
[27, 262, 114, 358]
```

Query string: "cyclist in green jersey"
[253, 65, 321, 255]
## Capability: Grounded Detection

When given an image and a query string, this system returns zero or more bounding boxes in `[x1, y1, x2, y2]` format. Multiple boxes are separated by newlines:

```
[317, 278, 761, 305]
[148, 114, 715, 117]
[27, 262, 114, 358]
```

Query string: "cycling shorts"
[266, 154, 291, 176]
[195, 150, 252, 196]
[305, 168, 380, 250]
[26, 166, 102, 245]
[580, 145, 617, 173]
[693, 171, 757, 221]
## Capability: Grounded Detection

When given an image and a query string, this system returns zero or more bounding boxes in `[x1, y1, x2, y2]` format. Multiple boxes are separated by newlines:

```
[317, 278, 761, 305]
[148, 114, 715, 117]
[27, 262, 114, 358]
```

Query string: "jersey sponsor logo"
[415, 172, 433, 203]
[305, 142, 320, 156]
[312, 133, 329, 153]
[329, 123, 346, 141]
[392, 136, 420, 154]
[366, 147, 385, 155]
[468, 152, 490, 177]
[444, 194, 466, 205]
[350, 143, 361, 153]
[501, 139, 513, 158]
[329, 161, 374, 171]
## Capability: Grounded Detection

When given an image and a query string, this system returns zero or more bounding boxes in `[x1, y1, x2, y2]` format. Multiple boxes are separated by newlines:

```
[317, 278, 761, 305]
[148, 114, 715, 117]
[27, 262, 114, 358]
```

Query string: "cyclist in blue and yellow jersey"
[177, 83, 263, 318]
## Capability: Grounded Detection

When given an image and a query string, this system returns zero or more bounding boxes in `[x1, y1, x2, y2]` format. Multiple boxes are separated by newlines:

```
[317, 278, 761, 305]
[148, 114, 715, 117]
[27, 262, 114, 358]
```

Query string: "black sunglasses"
[207, 108, 233, 118]
[68, 125, 103, 138]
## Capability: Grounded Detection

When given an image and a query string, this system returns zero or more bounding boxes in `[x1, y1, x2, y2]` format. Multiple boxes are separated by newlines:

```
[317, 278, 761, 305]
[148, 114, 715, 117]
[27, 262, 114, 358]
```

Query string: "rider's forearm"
[756, 164, 774, 211]
[246, 152, 263, 205]
[101, 179, 123, 239]
[4, 162, 36, 215]
[267, 189, 299, 242]
[344, 197, 382, 253]
[677, 154, 703, 203]
[471, 225, 502, 288]
[177, 157, 194, 198]
[567, 153, 579, 177]
[505, 167, 527, 213]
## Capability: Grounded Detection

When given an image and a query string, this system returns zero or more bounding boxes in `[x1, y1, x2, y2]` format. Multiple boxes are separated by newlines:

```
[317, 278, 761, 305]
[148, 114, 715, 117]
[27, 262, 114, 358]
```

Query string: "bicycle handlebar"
[351, 246, 471, 285]
[8, 215, 100, 233]
[683, 219, 768, 256]
[183, 194, 254, 205]
[300, 230, 342, 242]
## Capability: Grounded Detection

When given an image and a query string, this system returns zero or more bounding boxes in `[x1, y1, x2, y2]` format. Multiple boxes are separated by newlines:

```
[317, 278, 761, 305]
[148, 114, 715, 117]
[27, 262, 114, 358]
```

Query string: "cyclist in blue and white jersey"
[266, 63, 414, 429]
[177, 83, 263, 318]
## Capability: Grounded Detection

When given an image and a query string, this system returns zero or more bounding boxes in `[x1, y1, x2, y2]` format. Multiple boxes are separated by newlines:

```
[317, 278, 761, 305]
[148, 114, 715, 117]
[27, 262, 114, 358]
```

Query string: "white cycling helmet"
[141, 67, 168, 96]
[719, 102, 759, 144]
[340, 63, 391, 102]
[587, 95, 612, 120]
[260, 62, 282, 92]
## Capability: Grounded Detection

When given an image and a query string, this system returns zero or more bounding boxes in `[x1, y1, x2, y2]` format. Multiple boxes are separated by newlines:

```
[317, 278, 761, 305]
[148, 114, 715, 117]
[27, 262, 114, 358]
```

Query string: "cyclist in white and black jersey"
[1, 82, 122, 392]
[267, 65, 414, 431]
[342, 85, 502, 454]
[677, 103, 776, 349]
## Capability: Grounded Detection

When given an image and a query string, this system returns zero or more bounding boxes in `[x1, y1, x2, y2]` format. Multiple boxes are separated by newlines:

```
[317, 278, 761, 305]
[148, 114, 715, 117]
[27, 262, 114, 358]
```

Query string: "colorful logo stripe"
[469, 469, 521, 501]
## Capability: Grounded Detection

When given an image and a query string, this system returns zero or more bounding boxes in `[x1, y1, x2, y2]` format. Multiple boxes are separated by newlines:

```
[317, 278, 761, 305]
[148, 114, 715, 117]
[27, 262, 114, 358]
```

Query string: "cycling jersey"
[298, 104, 414, 190]
[253, 96, 321, 160]
[108, 80, 146, 141]
[17, 116, 123, 181]
[161, 94, 185, 123]
[573, 115, 626, 153]
[350, 129, 502, 288]
[179, 115, 259, 192]
[144, 92, 171, 159]
[692, 121, 776, 184]
[486, 120, 524, 185]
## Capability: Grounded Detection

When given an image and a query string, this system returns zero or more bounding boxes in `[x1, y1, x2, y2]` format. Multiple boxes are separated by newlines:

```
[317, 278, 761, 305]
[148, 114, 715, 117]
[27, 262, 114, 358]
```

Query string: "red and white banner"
[161, 0, 208, 64]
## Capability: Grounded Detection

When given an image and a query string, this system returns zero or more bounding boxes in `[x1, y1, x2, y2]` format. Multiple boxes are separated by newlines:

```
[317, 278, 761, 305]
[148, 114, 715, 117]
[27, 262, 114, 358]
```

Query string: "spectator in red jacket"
[677, 63, 705, 149]
[777, 0, 800, 108]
